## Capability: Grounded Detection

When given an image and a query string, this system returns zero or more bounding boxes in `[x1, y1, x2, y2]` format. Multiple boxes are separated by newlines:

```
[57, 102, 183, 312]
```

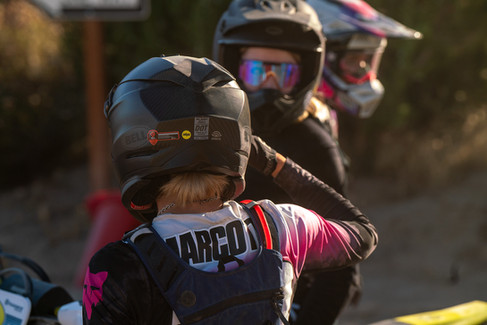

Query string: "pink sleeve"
[260, 201, 364, 278]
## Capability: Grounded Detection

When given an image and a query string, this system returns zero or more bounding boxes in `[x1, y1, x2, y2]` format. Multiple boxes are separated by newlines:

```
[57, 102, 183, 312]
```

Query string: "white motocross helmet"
[308, 0, 422, 118]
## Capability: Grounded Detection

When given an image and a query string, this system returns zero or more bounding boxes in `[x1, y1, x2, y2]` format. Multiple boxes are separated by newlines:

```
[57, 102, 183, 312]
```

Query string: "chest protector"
[123, 201, 289, 325]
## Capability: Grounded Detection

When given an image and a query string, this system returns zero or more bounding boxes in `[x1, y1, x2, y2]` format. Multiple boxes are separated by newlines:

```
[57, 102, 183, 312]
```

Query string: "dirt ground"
[1, 164, 486, 324]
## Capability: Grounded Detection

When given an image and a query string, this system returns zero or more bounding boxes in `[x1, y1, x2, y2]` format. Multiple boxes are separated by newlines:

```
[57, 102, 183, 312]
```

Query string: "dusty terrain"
[342, 169, 487, 323]
[1, 164, 486, 324]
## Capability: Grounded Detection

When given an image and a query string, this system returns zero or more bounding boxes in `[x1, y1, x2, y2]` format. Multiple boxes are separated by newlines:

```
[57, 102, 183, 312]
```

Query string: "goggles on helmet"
[326, 35, 386, 85]
[327, 48, 383, 85]
[238, 60, 301, 91]
[340, 50, 381, 84]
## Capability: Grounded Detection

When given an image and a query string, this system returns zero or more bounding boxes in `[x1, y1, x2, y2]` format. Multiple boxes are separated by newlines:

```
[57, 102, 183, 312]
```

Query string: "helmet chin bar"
[246, 88, 312, 136]
[322, 67, 384, 118]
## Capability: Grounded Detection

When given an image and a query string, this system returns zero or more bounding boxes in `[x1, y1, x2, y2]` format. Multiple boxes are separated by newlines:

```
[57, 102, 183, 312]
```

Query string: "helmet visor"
[239, 60, 301, 92]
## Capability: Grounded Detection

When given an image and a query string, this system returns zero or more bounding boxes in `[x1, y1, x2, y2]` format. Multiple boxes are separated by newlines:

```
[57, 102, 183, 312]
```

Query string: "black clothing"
[239, 115, 360, 325]
[240, 116, 348, 202]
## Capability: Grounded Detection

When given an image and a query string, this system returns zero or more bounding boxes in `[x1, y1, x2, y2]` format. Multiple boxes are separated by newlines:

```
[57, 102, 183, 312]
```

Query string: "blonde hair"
[159, 172, 231, 207]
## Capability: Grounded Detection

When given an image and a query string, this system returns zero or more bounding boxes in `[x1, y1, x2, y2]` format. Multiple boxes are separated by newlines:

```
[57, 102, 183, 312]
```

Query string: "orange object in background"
[74, 190, 140, 286]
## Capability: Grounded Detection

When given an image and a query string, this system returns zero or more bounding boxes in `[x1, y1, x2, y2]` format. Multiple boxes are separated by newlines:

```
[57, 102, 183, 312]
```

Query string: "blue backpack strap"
[240, 200, 280, 251]
[122, 224, 184, 294]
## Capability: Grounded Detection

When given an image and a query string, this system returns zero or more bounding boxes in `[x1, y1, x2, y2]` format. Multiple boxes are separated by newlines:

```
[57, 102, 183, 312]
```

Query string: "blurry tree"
[0, 0, 85, 188]
[102, 0, 232, 86]
[370, 0, 487, 128]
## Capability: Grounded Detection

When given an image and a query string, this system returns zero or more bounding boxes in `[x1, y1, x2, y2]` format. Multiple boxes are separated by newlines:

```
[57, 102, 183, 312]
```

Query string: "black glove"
[249, 135, 278, 176]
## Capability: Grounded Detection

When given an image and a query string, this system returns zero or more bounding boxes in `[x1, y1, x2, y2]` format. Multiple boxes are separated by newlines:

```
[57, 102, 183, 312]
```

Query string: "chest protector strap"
[123, 201, 289, 325]
[240, 200, 279, 251]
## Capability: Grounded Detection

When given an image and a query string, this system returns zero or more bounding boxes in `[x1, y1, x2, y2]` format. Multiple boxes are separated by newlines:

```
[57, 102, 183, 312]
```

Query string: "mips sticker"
[182, 130, 191, 139]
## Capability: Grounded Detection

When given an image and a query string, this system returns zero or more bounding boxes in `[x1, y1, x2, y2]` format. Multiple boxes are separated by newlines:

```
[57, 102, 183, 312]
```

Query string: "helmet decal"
[122, 126, 152, 150]
[211, 130, 222, 140]
[194, 117, 210, 140]
[339, 0, 377, 20]
[182, 130, 192, 140]
[147, 130, 180, 146]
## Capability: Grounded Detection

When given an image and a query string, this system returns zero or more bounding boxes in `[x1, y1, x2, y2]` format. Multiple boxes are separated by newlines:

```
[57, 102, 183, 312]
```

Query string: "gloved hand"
[248, 135, 278, 176]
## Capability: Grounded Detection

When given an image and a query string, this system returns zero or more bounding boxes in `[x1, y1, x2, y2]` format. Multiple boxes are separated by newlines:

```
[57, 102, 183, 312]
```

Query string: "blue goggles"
[238, 60, 301, 90]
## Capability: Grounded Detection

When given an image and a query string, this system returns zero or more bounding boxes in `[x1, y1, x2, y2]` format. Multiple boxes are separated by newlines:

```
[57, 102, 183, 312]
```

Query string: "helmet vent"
[140, 85, 189, 121]
[259, 0, 296, 14]
[265, 25, 283, 36]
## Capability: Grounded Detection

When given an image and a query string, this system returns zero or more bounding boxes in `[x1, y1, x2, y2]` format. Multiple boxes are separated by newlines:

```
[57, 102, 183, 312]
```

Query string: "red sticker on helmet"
[147, 130, 180, 146]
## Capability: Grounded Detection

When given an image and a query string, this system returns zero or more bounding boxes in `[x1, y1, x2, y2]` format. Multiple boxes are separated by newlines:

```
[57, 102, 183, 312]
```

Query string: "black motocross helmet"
[105, 56, 251, 222]
[213, 0, 325, 136]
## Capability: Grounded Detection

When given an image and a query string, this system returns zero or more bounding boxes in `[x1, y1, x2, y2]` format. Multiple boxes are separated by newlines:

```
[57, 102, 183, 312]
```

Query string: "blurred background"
[1, 0, 486, 191]
[1, 0, 486, 323]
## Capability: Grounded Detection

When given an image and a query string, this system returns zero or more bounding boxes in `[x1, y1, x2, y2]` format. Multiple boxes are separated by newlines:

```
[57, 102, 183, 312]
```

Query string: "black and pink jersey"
[83, 199, 375, 324]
